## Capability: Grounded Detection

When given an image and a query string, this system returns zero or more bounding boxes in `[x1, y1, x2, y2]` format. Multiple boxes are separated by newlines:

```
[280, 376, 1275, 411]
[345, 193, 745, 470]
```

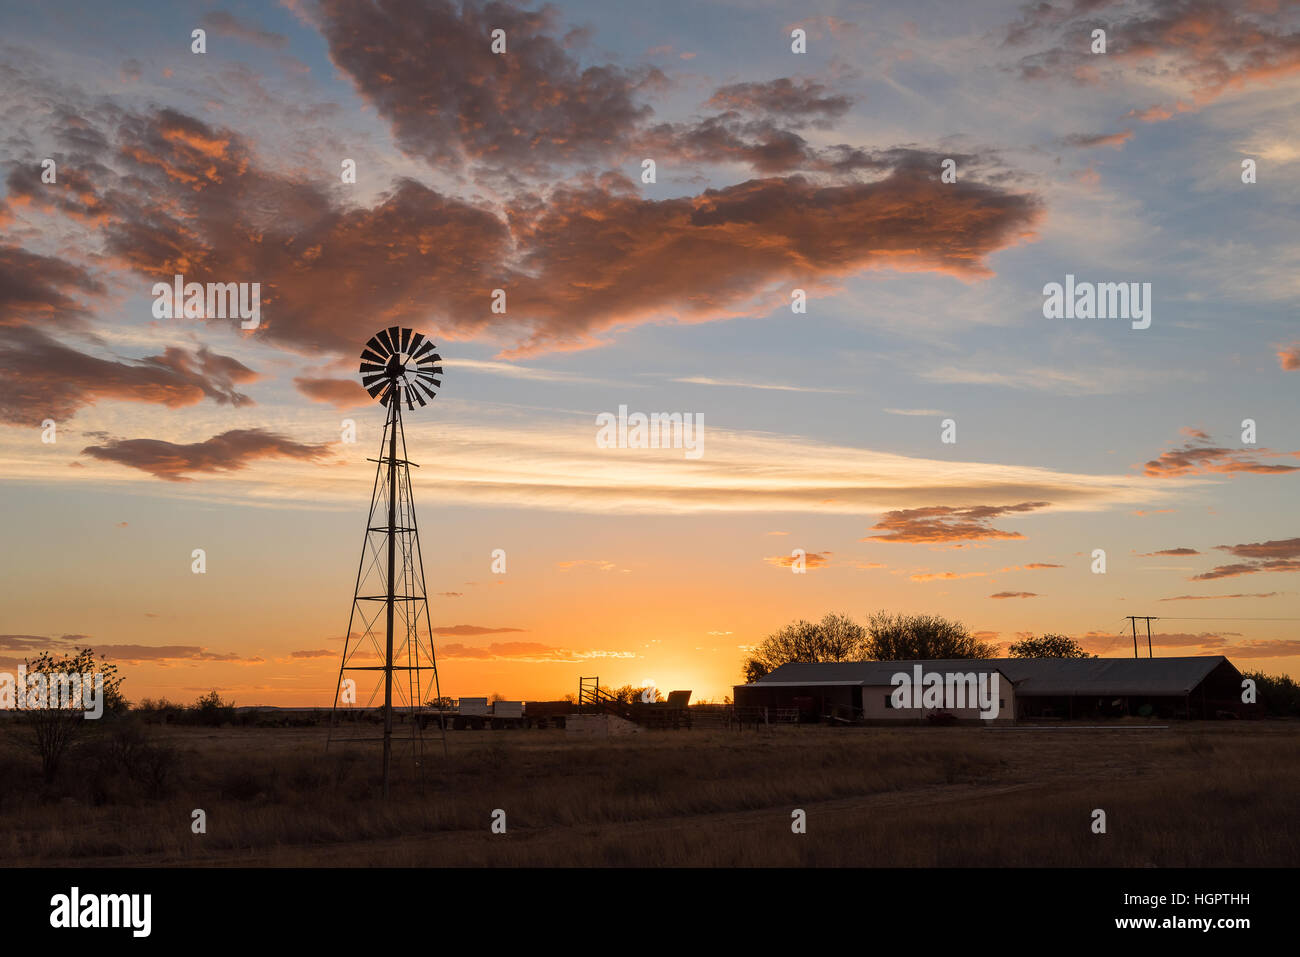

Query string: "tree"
[1241, 670, 1300, 717]
[21, 648, 125, 782]
[741, 613, 869, 682]
[864, 612, 995, 660]
[192, 690, 234, 726]
[1008, 633, 1095, 658]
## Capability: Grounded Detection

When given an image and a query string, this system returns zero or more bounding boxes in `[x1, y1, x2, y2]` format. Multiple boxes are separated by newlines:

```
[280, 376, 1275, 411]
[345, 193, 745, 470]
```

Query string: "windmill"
[328, 326, 446, 796]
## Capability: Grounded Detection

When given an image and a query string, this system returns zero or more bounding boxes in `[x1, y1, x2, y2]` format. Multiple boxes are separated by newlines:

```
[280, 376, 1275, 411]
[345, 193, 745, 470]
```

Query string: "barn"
[733, 655, 1250, 723]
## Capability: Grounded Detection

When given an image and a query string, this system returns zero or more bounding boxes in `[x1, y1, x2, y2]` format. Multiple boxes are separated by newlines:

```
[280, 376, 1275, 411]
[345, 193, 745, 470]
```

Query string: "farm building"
[733, 656, 1250, 723]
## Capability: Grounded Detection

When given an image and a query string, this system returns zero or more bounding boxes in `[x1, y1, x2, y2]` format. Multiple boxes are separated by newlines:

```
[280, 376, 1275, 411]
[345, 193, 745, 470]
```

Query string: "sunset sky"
[1, 0, 1298, 706]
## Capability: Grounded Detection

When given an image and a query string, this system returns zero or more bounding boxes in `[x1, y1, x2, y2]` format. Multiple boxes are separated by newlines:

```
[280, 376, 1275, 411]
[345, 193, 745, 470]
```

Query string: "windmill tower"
[328, 326, 446, 796]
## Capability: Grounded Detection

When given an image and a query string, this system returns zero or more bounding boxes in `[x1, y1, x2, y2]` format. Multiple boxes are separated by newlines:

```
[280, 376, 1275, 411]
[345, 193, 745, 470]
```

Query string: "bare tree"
[23, 648, 125, 782]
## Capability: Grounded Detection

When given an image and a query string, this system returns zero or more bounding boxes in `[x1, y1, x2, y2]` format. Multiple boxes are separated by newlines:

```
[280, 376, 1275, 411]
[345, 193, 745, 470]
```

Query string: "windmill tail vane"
[328, 326, 446, 796]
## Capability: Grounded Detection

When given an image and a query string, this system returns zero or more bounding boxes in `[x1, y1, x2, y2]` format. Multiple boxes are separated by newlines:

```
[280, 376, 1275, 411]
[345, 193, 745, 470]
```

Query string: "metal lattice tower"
[328, 326, 446, 796]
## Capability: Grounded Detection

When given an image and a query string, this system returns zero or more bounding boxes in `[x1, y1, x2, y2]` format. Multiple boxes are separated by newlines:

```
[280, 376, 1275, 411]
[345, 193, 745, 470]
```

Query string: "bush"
[190, 690, 235, 727]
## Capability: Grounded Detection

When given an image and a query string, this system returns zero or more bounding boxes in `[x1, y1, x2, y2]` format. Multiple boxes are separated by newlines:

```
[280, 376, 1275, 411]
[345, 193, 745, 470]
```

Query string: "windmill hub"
[359, 326, 442, 410]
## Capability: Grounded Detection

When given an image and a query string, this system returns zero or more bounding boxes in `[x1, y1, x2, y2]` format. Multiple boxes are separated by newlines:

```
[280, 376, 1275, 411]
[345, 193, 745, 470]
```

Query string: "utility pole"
[1124, 616, 1157, 658]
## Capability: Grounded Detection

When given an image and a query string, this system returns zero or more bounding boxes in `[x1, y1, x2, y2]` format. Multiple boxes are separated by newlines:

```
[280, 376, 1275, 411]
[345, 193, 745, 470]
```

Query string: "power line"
[1151, 616, 1300, 621]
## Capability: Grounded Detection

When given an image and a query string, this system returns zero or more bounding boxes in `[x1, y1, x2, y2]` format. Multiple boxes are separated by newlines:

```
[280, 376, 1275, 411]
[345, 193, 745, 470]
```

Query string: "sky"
[0, 0, 1298, 706]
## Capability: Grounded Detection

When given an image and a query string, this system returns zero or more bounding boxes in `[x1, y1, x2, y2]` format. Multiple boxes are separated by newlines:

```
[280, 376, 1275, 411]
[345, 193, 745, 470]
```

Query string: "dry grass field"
[1, 720, 1297, 867]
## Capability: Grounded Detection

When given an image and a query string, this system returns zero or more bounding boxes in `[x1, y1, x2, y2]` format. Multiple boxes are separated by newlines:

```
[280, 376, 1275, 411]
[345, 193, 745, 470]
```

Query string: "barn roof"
[746, 656, 1233, 697]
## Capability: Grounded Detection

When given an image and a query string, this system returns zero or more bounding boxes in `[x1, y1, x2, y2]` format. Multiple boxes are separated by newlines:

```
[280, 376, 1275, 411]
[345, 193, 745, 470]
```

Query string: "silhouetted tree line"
[742, 614, 1097, 681]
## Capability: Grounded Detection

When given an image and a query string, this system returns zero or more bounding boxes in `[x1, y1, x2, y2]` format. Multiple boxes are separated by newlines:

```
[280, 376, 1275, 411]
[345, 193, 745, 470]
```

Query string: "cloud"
[864, 502, 1049, 544]
[765, 551, 832, 569]
[293, 376, 369, 410]
[1005, 0, 1300, 116]
[1141, 431, 1300, 477]
[0, 245, 104, 332]
[1061, 129, 1134, 149]
[1277, 343, 1300, 370]
[95, 645, 263, 663]
[671, 376, 851, 394]
[1219, 538, 1300, 560]
[432, 624, 527, 637]
[705, 78, 853, 124]
[0, 326, 257, 425]
[81, 428, 332, 481]
[289, 649, 334, 658]
[200, 11, 289, 49]
[0, 634, 92, 653]
[496, 165, 1040, 356]
[4, 102, 1040, 360]
[883, 408, 944, 416]
[989, 591, 1037, 599]
[1192, 537, 1300, 580]
[910, 570, 987, 581]
[1149, 632, 1230, 649]
[1159, 592, 1279, 601]
[1218, 639, 1300, 659]
[437, 641, 633, 661]
[312, 0, 661, 171]
[1141, 547, 1200, 556]
[556, 560, 616, 572]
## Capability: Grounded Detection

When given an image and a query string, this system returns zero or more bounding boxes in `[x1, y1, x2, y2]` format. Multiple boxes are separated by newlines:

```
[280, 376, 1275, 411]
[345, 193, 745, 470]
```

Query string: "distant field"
[1, 721, 1297, 866]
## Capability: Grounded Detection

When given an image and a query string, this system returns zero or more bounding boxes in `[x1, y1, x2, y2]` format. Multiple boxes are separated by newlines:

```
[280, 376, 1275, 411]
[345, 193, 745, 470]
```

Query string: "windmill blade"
[361, 374, 388, 392]
[365, 380, 388, 399]
[411, 339, 437, 361]
[409, 384, 427, 407]
[376, 328, 398, 355]
[413, 378, 440, 401]
[385, 326, 402, 353]
[399, 327, 412, 354]
[416, 368, 443, 383]
[404, 384, 416, 411]
[360, 347, 387, 366]
[364, 335, 390, 358]
[407, 331, 426, 357]
[359, 361, 387, 376]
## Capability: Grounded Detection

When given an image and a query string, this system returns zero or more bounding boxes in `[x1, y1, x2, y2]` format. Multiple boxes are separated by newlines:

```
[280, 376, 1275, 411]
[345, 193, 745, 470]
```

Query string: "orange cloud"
[81, 429, 331, 481]
[1141, 431, 1300, 477]
[865, 502, 1048, 544]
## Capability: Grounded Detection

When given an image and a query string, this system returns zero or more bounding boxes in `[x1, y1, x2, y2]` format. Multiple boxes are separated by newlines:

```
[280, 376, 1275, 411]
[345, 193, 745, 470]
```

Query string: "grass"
[0, 720, 1296, 866]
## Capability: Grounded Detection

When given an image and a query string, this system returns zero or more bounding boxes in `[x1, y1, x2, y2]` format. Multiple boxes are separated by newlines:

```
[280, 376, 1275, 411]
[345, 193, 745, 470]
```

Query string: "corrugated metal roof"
[745, 656, 1231, 697]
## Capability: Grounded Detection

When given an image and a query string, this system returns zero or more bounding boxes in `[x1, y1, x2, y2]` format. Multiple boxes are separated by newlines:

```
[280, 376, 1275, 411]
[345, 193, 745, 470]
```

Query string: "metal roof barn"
[734, 656, 1249, 723]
